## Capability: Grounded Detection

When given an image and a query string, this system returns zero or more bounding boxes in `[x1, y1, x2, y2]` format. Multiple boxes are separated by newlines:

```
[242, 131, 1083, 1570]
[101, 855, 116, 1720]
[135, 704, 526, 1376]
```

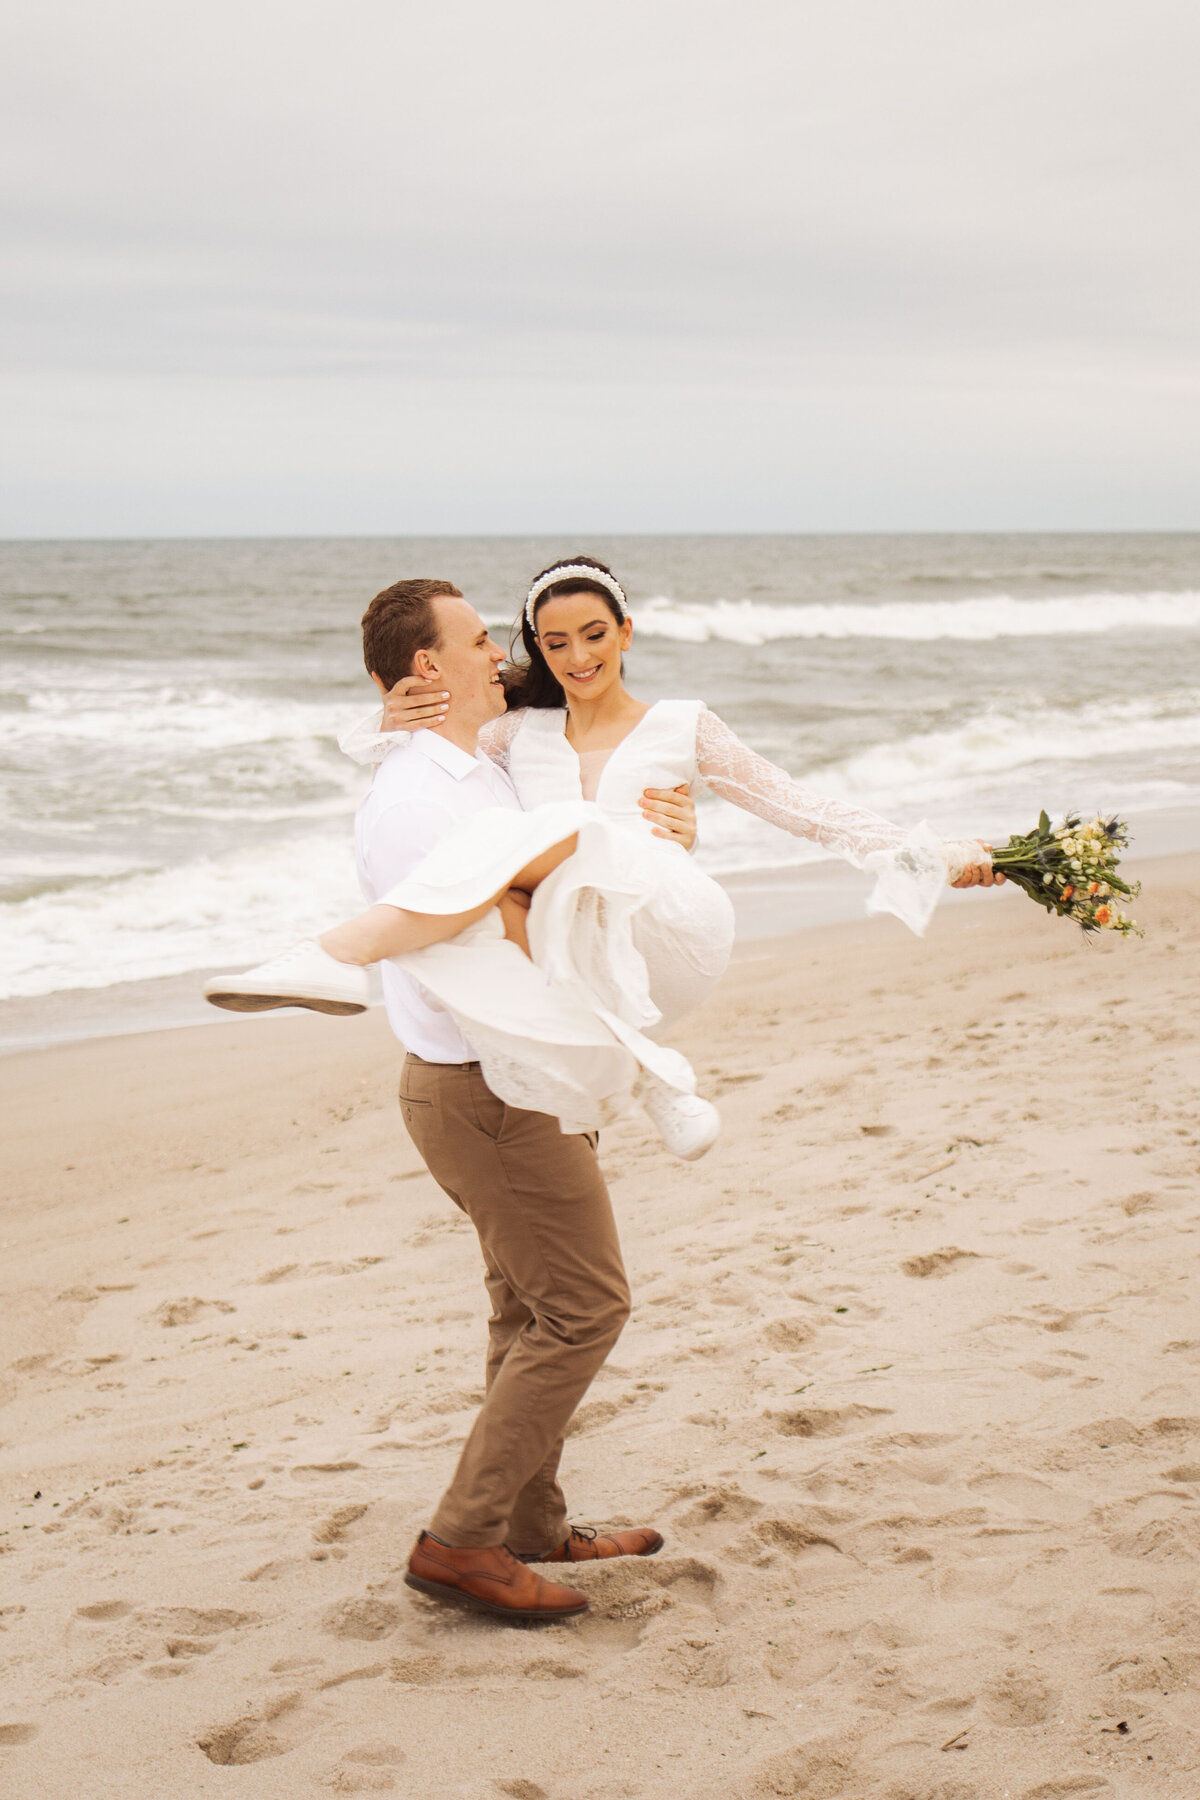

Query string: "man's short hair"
[361, 579, 463, 688]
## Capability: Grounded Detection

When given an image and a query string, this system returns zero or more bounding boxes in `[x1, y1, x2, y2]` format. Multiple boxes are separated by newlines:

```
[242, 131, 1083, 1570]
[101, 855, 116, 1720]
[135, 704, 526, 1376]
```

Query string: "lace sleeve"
[694, 706, 981, 935]
[477, 709, 526, 772]
[695, 706, 908, 857]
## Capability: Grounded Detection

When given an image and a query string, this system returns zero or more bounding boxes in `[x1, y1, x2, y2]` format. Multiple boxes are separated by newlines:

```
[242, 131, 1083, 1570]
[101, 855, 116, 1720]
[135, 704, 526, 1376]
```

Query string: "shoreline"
[2, 820, 1194, 1057]
[2, 848, 1197, 1796]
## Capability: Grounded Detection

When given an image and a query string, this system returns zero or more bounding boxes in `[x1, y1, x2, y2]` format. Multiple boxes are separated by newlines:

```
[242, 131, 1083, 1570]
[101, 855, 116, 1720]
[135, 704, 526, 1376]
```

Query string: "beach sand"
[2, 854, 1197, 1799]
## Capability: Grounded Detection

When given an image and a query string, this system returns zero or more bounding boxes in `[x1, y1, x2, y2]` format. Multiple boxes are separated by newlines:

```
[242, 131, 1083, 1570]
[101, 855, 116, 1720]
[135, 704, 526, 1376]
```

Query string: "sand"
[1, 853, 1198, 1799]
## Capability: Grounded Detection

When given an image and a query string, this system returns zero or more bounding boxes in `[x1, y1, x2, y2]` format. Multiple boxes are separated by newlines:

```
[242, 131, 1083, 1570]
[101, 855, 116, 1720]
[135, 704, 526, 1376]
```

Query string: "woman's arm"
[694, 707, 997, 887]
[378, 682, 523, 770]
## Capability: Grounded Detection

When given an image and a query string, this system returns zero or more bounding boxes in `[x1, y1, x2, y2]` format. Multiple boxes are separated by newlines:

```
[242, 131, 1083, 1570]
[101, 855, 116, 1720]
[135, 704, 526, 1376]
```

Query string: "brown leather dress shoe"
[404, 1531, 589, 1621]
[516, 1524, 665, 1563]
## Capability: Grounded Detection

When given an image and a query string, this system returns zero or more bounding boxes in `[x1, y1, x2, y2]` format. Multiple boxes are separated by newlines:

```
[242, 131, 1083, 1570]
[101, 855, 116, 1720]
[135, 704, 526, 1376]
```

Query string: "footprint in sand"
[320, 1597, 403, 1642]
[313, 1504, 370, 1545]
[760, 1318, 815, 1352]
[321, 1741, 406, 1791]
[617, 1615, 731, 1690]
[965, 1470, 1087, 1523]
[564, 1385, 660, 1437]
[0, 1725, 38, 1747]
[114, 1607, 261, 1679]
[1021, 1779, 1111, 1798]
[727, 1515, 843, 1565]
[291, 1461, 364, 1481]
[565, 1555, 719, 1636]
[387, 1650, 447, 1685]
[743, 1733, 860, 1800]
[981, 1668, 1057, 1726]
[75, 1600, 133, 1622]
[521, 1655, 586, 1681]
[258, 1257, 387, 1283]
[901, 1247, 979, 1278]
[671, 1483, 762, 1534]
[197, 1691, 325, 1766]
[151, 1297, 236, 1326]
[772, 1403, 891, 1438]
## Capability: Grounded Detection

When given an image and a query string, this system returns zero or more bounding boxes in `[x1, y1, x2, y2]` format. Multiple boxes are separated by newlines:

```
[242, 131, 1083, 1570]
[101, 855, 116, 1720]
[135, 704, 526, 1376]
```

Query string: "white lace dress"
[344, 701, 976, 1132]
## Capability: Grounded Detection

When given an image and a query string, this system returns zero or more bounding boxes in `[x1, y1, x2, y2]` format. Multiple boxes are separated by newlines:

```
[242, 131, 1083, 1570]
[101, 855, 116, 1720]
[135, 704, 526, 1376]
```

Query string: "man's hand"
[381, 676, 450, 733]
[951, 842, 1007, 889]
[641, 783, 697, 849]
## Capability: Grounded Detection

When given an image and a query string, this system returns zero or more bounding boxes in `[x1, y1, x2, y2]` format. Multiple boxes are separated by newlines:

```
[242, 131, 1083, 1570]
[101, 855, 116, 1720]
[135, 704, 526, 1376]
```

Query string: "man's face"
[420, 595, 507, 732]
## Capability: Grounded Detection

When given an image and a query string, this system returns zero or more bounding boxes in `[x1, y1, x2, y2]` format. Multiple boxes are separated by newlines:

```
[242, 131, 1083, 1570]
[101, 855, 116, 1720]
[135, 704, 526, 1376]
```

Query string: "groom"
[354, 578, 690, 1623]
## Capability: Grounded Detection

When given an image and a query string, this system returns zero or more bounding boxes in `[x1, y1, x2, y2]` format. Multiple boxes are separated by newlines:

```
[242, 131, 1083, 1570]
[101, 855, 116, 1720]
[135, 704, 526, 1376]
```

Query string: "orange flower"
[1089, 881, 1099, 895]
[1095, 905, 1111, 925]
[1061, 884, 1075, 900]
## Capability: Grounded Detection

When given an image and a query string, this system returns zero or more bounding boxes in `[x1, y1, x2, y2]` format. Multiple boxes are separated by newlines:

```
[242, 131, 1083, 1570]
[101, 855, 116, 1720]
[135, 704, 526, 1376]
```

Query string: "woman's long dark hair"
[502, 555, 627, 710]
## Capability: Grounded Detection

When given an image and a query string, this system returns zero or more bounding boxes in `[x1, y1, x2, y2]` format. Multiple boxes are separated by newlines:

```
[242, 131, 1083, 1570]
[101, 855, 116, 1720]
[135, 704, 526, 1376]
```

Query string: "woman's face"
[534, 591, 633, 702]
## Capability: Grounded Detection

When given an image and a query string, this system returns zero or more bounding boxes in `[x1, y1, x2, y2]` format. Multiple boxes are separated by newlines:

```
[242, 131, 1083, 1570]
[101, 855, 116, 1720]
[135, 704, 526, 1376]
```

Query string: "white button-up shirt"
[354, 729, 522, 1062]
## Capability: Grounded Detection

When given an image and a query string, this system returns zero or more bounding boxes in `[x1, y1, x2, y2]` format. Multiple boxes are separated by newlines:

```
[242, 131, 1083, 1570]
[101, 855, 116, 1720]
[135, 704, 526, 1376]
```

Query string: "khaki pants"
[398, 1054, 631, 1552]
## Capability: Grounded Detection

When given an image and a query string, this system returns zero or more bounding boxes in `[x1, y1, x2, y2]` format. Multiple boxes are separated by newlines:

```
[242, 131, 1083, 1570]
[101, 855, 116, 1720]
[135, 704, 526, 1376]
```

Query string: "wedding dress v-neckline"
[558, 701, 660, 802]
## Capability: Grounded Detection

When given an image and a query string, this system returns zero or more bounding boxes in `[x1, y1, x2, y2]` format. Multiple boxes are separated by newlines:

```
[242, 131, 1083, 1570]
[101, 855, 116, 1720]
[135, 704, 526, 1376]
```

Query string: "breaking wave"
[617, 591, 1200, 645]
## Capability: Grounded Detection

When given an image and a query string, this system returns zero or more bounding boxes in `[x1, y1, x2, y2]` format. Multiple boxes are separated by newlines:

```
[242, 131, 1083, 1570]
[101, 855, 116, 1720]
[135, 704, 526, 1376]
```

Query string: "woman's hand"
[381, 676, 450, 733]
[951, 842, 1007, 888]
[642, 783, 698, 849]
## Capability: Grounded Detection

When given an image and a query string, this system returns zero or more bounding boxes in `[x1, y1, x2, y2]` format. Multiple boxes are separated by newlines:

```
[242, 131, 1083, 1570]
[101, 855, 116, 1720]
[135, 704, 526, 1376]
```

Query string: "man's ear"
[411, 647, 441, 681]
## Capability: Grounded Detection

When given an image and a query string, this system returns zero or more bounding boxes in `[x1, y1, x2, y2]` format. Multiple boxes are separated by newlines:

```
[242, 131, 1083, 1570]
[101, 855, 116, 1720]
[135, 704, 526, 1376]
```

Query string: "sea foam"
[610, 591, 1200, 644]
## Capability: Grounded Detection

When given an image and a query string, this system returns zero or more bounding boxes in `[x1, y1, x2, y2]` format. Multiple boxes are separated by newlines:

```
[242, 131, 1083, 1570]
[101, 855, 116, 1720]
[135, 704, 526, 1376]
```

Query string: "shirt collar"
[410, 728, 491, 782]
[337, 706, 490, 781]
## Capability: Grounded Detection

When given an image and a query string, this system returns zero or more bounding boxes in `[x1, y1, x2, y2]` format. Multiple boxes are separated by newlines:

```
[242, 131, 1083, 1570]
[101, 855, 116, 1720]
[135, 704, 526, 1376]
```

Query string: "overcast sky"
[2, 0, 1197, 537]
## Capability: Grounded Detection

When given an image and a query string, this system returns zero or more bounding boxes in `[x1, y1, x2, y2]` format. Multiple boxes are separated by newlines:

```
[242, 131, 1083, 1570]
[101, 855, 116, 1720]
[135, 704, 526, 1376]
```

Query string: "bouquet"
[990, 812, 1142, 937]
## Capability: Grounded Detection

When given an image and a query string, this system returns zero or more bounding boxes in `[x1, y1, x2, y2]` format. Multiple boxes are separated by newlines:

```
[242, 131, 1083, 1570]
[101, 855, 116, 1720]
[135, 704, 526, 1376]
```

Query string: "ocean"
[3, 533, 1199, 1051]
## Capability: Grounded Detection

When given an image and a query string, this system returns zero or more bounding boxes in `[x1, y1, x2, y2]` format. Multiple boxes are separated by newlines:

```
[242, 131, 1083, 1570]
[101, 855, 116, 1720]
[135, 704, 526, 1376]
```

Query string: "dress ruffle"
[382, 803, 722, 1134]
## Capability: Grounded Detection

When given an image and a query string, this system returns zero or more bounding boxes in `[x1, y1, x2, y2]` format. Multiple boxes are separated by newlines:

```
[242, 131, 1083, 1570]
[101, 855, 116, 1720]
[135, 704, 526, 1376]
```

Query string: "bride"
[206, 557, 1000, 1155]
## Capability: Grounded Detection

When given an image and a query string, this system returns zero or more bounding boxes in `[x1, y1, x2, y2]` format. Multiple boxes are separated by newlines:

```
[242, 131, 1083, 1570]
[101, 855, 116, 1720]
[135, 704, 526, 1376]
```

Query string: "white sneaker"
[204, 940, 369, 1016]
[641, 1085, 721, 1161]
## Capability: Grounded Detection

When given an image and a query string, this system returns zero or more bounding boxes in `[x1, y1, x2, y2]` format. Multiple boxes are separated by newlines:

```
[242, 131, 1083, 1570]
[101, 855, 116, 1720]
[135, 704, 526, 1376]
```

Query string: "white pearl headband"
[524, 564, 629, 632]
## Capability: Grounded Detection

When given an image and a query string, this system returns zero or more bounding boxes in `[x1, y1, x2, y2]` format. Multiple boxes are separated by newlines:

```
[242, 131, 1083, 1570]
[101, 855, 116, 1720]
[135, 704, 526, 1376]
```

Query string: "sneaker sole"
[403, 1571, 588, 1622]
[672, 1130, 719, 1162]
[204, 989, 367, 1016]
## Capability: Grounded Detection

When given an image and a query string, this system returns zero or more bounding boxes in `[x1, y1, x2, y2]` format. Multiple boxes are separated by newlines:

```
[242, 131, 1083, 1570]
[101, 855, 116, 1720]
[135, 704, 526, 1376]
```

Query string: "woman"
[207, 557, 999, 1154]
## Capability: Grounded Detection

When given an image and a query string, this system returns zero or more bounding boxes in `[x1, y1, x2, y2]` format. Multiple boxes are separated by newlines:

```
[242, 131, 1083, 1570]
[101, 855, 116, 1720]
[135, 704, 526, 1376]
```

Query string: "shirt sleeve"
[360, 800, 450, 905]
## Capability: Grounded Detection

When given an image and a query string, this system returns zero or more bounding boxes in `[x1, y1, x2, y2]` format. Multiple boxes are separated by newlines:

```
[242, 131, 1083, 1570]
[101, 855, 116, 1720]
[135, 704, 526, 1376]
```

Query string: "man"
[350, 579, 689, 1622]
